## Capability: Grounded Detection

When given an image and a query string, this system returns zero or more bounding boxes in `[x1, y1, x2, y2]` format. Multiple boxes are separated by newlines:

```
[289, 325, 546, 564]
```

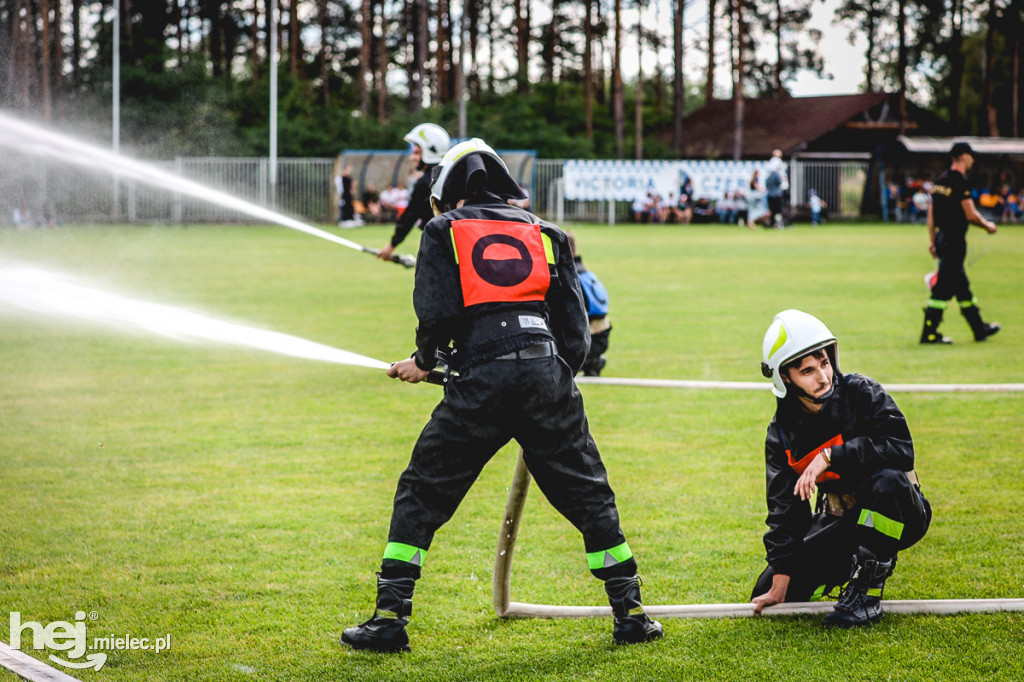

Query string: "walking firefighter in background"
[342, 139, 663, 653]
[377, 122, 451, 263]
[752, 310, 932, 627]
[920, 141, 1001, 344]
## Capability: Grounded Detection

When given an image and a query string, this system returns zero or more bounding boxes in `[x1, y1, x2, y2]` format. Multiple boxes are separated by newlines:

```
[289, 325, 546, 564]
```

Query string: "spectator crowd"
[629, 152, 802, 229]
[887, 175, 1024, 224]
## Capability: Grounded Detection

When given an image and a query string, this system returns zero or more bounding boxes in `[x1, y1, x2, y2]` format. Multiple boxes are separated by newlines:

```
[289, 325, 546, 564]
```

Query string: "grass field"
[1, 221, 1022, 681]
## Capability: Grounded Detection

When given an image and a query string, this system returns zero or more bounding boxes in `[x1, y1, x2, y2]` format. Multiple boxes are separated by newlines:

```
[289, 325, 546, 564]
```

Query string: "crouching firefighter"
[751, 310, 932, 627]
[341, 138, 663, 652]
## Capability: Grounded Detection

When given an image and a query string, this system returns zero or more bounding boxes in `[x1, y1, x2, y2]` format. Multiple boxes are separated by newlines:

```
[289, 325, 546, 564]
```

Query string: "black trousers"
[385, 354, 631, 578]
[931, 246, 972, 303]
[751, 468, 932, 602]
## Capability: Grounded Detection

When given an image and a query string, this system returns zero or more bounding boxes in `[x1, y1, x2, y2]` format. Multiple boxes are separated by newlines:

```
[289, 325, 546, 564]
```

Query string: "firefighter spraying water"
[376, 123, 451, 265]
[341, 138, 664, 653]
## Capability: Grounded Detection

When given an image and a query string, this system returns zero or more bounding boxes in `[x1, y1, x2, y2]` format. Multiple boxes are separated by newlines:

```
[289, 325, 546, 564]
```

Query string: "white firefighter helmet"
[404, 123, 450, 165]
[429, 138, 525, 214]
[760, 309, 839, 398]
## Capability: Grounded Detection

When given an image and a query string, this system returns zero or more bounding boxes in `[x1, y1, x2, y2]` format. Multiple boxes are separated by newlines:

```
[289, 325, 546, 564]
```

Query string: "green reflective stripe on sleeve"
[927, 299, 948, 310]
[857, 509, 905, 540]
[867, 587, 883, 598]
[586, 542, 633, 570]
[809, 584, 828, 602]
[542, 232, 555, 264]
[383, 542, 426, 566]
[449, 229, 460, 264]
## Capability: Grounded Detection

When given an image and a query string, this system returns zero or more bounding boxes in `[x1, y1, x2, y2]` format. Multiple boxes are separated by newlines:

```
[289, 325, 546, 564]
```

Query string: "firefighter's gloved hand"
[388, 358, 430, 384]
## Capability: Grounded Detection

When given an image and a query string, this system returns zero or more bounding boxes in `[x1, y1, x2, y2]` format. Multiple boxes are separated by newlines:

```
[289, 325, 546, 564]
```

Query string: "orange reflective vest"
[449, 219, 553, 307]
[786, 434, 843, 483]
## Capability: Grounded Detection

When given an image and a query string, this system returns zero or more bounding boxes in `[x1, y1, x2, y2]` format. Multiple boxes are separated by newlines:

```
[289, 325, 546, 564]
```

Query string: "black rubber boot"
[920, 307, 952, 344]
[341, 574, 414, 653]
[604, 575, 664, 645]
[823, 547, 894, 628]
[961, 305, 1001, 342]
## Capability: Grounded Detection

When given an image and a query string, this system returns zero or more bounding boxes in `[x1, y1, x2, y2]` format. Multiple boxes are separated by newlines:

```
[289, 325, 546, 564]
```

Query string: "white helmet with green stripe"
[404, 123, 450, 165]
[761, 309, 839, 398]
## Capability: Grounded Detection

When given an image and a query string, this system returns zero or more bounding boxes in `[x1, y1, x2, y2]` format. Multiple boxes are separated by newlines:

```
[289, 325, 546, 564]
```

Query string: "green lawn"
[1, 222, 1022, 681]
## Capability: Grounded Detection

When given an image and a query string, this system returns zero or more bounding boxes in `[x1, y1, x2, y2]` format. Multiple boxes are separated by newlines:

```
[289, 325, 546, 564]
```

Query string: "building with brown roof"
[673, 93, 950, 160]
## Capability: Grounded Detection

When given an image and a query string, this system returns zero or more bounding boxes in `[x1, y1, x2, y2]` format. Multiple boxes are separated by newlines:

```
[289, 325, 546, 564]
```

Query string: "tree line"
[1, 0, 1021, 159]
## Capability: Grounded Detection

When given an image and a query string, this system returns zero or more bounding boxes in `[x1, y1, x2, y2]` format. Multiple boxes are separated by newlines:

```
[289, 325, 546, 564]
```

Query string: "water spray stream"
[0, 261, 390, 370]
[0, 111, 413, 266]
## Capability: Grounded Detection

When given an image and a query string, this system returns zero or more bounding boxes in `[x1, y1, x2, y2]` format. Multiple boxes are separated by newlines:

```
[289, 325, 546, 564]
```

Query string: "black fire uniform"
[928, 168, 975, 308]
[751, 373, 932, 601]
[387, 169, 435, 250]
[920, 163, 1000, 343]
[380, 193, 638, 582]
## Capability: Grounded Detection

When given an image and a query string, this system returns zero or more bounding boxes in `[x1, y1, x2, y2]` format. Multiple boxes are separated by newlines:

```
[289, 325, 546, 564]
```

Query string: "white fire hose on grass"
[493, 449, 1024, 619]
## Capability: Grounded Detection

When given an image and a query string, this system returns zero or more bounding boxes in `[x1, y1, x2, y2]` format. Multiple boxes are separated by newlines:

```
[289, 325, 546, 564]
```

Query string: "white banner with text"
[562, 159, 769, 202]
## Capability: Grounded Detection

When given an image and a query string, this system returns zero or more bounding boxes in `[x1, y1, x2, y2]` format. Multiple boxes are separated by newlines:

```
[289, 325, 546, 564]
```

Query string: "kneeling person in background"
[567, 232, 611, 377]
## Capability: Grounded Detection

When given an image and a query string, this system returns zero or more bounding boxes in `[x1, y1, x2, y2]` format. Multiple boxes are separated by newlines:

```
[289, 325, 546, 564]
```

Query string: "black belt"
[493, 341, 557, 361]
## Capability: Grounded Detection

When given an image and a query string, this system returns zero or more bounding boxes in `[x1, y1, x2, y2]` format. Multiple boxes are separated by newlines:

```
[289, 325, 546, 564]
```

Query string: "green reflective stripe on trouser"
[927, 299, 948, 310]
[383, 542, 426, 566]
[959, 297, 979, 309]
[809, 584, 828, 601]
[586, 542, 633, 570]
[857, 509, 904, 540]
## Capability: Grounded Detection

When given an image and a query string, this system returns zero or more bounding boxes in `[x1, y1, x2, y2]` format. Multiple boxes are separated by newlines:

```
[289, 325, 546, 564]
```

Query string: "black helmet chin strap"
[808, 383, 835, 404]
[786, 377, 836, 405]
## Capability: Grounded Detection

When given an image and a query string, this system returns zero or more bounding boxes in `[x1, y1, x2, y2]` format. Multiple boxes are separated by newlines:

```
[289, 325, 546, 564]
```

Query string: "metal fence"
[533, 160, 629, 223]
[789, 156, 870, 219]
[160, 157, 336, 224]
[2, 151, 116, 225]
[2, 153, 867, 228]
[1, 154, 337, 227]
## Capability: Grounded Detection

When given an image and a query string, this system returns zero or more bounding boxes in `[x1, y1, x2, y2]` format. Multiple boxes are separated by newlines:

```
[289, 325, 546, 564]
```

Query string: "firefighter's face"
[783, 351, 833, 401]
[954, 152, 975, 172]
[410, 144, 423, 165]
